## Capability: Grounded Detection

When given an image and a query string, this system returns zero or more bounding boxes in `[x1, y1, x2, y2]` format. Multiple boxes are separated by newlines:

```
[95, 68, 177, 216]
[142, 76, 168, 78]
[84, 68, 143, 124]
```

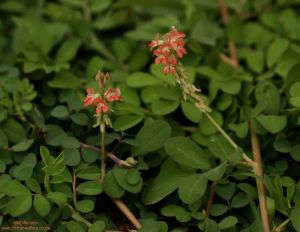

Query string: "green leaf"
[204, 162, 228, 181]
[291, 207, 300, 231]
[103, 170, 125, 198]
[0, 129, 8, 148]
[161, 205, 192, 223]
[48, 70, 81, 89]
[45, 124, 67, 146]
[63, 148, 81, 166]
[0, 179, 31, 196]
[76, 181, 103, 195]
[255, 81, 280, 115]
[70, 113, 89, 126]
[210, 204, 229, 217]
[47, 192, 68, 205]
[25, 178, 41, 194]
[208, 135, 243, 165]
[142, 162, 189, 205]
[139, 219, 168, 232]
[112, 167, 142, 193]
[246, 50, 264, 73]
[267, 38, 289, 68]
[178, 174, 207, 204]
[77, 166, 101, 180]
[290, 145, 300, 162]
[191, 20, 223, 46]
[256, 115, 287, 134]
[151, 99, 179, 115]
[290, 97, 300, 107]
[218, 216, 238, 229]
[77, 200, 94, 213]
[62, 136, 80, 149]
[66, 221, 84, 232]
[40, 145, 52, 166]
[55, 39, 81, 64]
[50, 105, 69, 118]
[127, 72, 161, 88]
[231, 192, 249, 208]
[0, 118, 26, 143]
[199, 111, 223, 135]
[181, 101, 203, 123]
[164, 136, 210, 170]
[132, 120, 171, 156]
[113, 115, 143, 131]
[6, 195, 32, 217]
[216, 182, 236, 201]
[290, 82, 300, 97]
[11, 139, 34, 152]
[88, 220, 106, 232]
[0, 107, 8, 123]
[33, 194, 51, 217]
[42, 152, 65, 176]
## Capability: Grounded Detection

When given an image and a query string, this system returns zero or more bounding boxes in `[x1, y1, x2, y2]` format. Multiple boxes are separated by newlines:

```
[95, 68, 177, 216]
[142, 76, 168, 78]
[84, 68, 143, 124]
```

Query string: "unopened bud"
[125, 157, 137, 166]
[100, 123, 105, 133]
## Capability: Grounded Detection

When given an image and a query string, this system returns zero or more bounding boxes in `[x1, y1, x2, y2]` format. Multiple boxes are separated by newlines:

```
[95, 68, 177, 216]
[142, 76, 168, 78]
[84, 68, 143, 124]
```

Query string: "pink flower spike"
[94, 97, 109, 113]
[84, 88, 96, 107]
[104, 87, 122, 102]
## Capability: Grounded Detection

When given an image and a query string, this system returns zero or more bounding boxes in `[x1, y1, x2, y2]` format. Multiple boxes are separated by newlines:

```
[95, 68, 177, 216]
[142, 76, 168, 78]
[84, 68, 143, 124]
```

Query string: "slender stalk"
[175, 64, 255, 167]
[112, 198, 141, 230]
[205, 181, 217, 219]
[273, 218, 291, 232]
[72, 172, 78, 209]
[218, 0, 239, 68]
[250, 127, 270, 232]
[80, 143, 133, 168]
[100, 124, 106, 182]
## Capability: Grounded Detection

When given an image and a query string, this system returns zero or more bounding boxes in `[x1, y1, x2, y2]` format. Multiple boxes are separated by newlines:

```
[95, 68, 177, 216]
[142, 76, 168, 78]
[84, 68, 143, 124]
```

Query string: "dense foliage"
[1, 0, 300, 231]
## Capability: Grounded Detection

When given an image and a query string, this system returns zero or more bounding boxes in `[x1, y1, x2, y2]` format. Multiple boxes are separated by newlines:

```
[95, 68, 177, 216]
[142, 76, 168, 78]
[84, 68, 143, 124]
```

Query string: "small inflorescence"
[149, 26, 210, 112]
[149, 26, 187, 75]
[84, 71, 122, 127]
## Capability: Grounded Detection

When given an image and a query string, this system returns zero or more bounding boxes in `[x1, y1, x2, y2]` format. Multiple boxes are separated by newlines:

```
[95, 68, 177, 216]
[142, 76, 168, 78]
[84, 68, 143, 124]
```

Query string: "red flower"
[94, 97, 109, 113]
[83, 88, 97, 107]
[104, 87, 122, 102]
[149, 26, 187, 75]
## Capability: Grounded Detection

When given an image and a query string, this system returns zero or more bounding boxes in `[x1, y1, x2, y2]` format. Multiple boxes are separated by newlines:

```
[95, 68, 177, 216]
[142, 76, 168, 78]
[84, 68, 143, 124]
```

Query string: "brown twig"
[112, 198, 142, 230]
[72, 172, 78, 209]
[218, 0, 239, 68]
[80, 143, 133, 168]
[205, 181, 217, 219]
[250, 126, 270, 232]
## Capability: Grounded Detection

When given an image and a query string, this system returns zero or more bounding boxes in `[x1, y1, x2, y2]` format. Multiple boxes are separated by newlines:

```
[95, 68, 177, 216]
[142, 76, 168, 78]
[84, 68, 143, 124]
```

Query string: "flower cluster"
[83, 71, 122, 114]
[149, 26, 187, 75]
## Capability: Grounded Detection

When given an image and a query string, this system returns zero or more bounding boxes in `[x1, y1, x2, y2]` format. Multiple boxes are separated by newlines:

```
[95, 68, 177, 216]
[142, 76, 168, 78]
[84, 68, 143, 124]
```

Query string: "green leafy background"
[0, 0, 300, 231]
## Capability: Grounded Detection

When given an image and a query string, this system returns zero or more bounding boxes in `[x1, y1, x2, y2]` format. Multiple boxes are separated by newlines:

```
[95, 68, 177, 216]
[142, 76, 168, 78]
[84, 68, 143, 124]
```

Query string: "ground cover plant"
[0, 0, 300, 231]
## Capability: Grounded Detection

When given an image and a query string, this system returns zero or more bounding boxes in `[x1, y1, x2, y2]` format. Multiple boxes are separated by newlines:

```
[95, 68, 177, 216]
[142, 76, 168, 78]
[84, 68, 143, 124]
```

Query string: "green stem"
[274, 218, 290, 232]
[204, 112, 255, 167]
[175, 63, 255, 167]
[100, 124, 106, 181]
[67, 204, 92, 227]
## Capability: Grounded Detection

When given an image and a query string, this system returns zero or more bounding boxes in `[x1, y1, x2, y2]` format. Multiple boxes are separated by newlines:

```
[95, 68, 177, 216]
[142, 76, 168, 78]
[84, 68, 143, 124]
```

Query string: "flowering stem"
[175, 64, 255, 167]
[100, 124, 106, 182]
